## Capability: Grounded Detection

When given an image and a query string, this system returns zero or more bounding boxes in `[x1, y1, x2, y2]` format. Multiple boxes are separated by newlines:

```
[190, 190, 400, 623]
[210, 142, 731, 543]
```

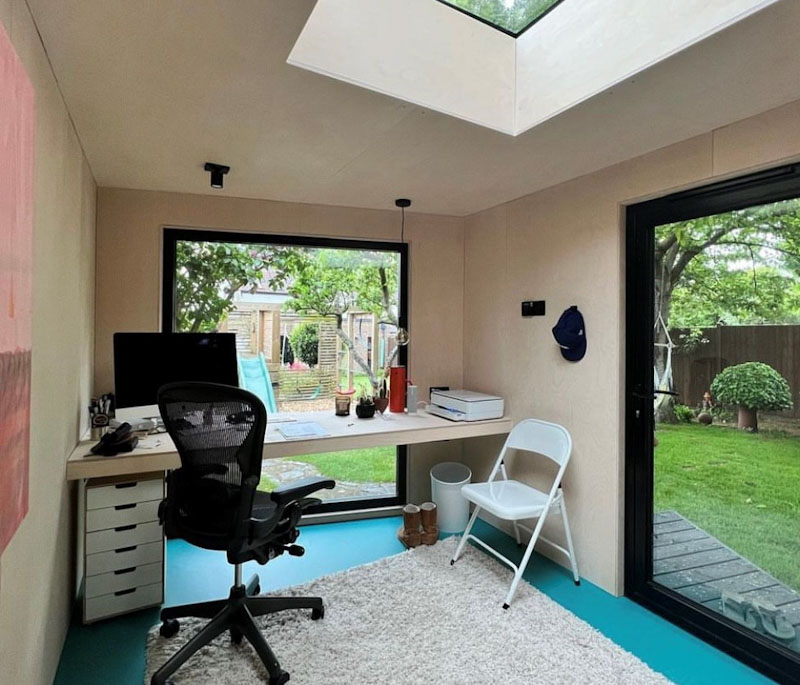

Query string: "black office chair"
[151, 382, 334, 685]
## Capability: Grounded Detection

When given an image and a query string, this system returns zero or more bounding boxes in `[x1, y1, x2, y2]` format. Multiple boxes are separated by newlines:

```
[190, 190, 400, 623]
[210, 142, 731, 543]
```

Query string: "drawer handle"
[114, 588, 136, 597]
[114, 546, 137, 554]
[114, 567, 137, 575]
[114, 524, 137, 532]
[115, 482, 138, 489]
[114, 503, 136, 511]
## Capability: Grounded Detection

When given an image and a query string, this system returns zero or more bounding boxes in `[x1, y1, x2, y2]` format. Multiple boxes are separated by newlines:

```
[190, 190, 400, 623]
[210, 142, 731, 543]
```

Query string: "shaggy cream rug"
[146, 538, 671, 684]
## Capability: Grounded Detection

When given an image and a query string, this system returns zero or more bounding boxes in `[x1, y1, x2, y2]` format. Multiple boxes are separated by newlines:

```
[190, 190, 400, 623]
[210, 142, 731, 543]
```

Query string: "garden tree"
[288, 322, 319, 367]
[175, 241, 295, 332]
[268, 248, 400, 389]
[670, 261, 800, 340]
[710, 362, 793, 432]
[654, 199, 800, 420]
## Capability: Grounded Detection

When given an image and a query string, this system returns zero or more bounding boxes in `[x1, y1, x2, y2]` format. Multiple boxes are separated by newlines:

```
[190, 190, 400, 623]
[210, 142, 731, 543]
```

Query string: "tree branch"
[669, 226, 733, 286]
[714, 240, 800, 261]
[335, 328, 377, 389]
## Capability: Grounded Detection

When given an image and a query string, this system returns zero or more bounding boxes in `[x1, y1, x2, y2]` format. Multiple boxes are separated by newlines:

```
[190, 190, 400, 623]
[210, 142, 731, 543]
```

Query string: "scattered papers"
[277, 422, 330, 440]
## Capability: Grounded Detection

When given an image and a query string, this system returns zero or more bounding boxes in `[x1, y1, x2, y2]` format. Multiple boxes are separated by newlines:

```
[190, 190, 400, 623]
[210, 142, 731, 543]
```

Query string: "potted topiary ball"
[710, 362, 793, 432]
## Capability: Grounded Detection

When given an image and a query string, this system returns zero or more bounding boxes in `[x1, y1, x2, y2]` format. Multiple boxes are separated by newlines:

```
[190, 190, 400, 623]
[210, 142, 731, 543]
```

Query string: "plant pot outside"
[737, 406, 758, 432]
[355, 403, 376, 419]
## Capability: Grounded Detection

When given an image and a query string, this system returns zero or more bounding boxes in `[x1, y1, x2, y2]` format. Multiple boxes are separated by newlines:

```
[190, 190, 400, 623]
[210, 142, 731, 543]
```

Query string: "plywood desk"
[66, 410, 514, 481]
[68, 410, 512, 622]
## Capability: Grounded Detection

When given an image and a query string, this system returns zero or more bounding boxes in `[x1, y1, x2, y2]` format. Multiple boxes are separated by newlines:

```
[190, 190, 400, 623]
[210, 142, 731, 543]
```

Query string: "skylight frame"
[434, 0, 567, 38]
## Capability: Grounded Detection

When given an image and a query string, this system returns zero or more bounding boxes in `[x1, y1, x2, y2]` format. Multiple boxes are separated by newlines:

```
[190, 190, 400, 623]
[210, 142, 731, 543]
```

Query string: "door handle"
[632, 390, 678, 400]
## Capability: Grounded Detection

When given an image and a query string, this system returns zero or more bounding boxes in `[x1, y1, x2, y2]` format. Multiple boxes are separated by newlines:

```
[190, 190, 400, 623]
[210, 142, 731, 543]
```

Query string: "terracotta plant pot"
[374, 397, 389, 414]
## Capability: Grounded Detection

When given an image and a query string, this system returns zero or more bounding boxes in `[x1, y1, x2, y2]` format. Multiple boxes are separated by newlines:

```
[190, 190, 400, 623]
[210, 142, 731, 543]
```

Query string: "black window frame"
[625, 163, 800, 685]
[162, 227, 409, 515]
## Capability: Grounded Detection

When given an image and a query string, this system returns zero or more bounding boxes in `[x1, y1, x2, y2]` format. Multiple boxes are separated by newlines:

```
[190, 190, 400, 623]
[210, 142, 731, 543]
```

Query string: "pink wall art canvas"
[0, 21, 34, 554]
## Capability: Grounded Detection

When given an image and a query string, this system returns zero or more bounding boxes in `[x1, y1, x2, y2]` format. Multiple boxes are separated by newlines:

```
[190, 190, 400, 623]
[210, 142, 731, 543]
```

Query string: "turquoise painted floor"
[55, 517, 771, 685]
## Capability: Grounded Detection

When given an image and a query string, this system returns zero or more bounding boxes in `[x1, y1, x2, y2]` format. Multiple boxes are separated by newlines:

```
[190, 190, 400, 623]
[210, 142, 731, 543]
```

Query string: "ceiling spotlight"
[204, 162, 230, 189]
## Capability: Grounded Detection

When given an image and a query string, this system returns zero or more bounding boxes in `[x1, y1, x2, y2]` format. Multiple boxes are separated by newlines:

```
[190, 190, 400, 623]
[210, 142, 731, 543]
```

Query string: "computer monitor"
[113, 332, 238, 421]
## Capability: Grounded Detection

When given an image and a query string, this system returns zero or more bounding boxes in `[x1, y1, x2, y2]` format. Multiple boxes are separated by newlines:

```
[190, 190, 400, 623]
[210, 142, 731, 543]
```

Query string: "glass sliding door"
[626, 164, 800, 683]
[162, 228, 408, 514]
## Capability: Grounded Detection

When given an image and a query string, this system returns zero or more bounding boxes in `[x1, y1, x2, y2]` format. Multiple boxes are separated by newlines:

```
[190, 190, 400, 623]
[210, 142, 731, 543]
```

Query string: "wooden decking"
[653, 510, 800, 652]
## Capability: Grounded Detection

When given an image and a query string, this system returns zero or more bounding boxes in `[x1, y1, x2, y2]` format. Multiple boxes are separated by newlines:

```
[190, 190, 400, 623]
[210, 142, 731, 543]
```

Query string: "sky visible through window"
[440, 0, 562, 35]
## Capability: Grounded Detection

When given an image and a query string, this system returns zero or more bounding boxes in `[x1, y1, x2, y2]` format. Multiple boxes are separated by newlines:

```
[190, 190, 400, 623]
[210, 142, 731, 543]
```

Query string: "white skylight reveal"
[288, 0, 779, 136]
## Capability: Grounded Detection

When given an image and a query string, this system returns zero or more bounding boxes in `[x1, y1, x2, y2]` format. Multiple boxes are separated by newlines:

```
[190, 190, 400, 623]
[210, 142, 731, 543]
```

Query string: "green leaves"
[279, 248, 399, 325]
[175, 241, 269, 332]
[710, 362, 793, 412]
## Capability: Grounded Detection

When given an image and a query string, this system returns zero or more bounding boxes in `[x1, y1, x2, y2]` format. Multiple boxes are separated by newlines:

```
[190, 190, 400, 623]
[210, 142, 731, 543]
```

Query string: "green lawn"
[655, 423, 800, 592]
[258, 473, 278, 492]
[291, 446, 396, 483]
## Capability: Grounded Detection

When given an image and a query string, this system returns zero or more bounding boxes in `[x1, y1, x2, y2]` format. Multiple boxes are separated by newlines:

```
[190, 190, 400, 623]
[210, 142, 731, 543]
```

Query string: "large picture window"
[162, 228, 408, 514]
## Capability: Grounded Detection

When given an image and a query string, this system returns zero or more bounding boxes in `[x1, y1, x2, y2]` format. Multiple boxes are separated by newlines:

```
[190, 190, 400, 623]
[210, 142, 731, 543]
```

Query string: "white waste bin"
[430, 462, 472, 533]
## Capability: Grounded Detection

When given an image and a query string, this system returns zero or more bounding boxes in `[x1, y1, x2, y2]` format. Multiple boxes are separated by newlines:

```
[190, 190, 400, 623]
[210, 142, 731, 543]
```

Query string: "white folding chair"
[450, 419, 580, 608]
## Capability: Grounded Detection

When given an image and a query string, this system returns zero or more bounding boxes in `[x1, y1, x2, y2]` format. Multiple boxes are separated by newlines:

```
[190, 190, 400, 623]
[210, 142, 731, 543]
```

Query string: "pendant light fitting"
[394, 198, 411, 347]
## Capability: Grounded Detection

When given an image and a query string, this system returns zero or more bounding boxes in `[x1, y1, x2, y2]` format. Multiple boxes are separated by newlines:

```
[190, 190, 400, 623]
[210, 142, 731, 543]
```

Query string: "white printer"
[427, 389, 504, 422]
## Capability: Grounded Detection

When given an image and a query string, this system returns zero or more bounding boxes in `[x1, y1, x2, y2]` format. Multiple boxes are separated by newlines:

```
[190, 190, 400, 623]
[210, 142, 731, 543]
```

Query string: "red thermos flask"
[389, 366, 406, 413]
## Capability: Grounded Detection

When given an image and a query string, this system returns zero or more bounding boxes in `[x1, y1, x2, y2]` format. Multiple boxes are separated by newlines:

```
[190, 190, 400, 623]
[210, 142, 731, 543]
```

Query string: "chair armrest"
[270, 477, 335, 507]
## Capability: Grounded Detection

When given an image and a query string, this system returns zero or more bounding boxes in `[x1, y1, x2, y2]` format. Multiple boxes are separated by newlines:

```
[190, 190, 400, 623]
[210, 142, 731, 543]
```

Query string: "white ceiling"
[26, 0, 800, 216]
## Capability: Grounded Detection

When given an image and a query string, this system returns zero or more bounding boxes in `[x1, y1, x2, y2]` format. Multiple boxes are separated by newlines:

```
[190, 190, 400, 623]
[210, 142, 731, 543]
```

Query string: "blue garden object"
[237, 353, 278, 412]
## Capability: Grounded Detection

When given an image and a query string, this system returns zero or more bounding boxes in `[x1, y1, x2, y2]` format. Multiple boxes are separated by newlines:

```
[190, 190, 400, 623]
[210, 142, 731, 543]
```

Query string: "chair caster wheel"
[574, 580, 581, 586]
[160, 619, 180, 638]
[269, 671, 290, 685]
[450, 559, 455, 566]
[230, 626, 243, 644]
[311, 607, 325, 620]
[502, 603, 509, 610]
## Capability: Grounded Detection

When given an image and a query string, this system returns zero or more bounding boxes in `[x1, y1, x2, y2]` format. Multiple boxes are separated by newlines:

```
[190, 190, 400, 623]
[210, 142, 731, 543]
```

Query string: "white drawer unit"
[84, 583, 164, 624]
[86, 498, 160, 531]
[83, 473, 165, 623]
[86, 520, 163, 555]
[87, 477, 164, 510]
[85, 562, 164, 599]
[86, 540, 164, 577]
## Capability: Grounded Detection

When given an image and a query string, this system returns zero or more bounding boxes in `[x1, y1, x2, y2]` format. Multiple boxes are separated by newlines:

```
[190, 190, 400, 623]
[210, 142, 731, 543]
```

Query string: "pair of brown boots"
[397, 502, 438, 548]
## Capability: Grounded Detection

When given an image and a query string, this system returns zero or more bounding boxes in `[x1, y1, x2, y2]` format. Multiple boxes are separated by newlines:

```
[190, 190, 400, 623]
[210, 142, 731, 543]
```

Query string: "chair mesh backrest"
[157, 382, 267, 538]
[505, 419, 572, 467]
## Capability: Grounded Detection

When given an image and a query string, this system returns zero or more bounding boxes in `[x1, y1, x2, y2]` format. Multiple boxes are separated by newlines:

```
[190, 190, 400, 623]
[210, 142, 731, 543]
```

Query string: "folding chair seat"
[450, 418, 580, 608]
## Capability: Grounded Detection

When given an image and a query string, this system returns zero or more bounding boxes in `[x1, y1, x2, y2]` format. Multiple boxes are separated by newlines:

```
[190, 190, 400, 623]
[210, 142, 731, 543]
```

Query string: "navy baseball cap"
[552, 305, 586, 362]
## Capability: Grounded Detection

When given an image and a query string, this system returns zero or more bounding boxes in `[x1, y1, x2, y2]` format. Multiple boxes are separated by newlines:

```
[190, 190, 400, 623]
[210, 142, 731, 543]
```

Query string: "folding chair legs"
[451, 497, 580, 609]
[450, 505, 482, 565]
[559, 497, 580, 585]
[511, 520, 522, 546]
[503, 511, 548, 608]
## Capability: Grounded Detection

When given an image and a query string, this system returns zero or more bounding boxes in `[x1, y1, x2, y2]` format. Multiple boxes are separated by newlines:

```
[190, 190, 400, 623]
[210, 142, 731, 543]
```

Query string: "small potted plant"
[355, 393, 377, 419]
